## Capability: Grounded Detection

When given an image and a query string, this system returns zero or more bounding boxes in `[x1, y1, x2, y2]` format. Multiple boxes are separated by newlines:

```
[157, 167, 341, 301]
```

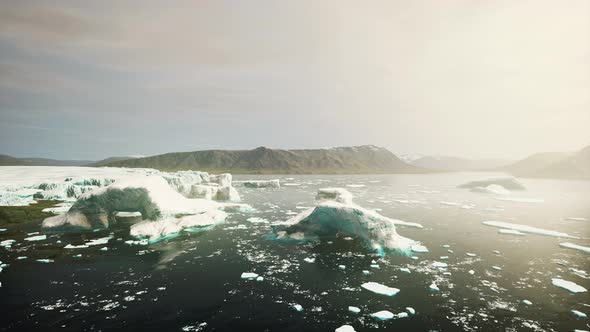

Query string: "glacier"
[272, 188, 423, 254]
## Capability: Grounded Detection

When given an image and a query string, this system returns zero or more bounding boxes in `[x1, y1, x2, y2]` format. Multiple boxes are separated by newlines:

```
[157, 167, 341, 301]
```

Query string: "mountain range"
[1, 144, 588, 178]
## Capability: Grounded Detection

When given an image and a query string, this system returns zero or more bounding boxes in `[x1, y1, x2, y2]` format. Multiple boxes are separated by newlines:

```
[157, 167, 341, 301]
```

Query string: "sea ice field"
[0, 167, 589, 331]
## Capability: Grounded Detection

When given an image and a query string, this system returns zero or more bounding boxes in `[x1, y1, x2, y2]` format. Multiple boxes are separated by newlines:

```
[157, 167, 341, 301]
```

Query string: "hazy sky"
[1, 0, 589, 160]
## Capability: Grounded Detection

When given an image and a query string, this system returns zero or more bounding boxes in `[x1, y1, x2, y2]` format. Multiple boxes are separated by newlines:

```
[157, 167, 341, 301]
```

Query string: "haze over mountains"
[1, 144, 588, 179]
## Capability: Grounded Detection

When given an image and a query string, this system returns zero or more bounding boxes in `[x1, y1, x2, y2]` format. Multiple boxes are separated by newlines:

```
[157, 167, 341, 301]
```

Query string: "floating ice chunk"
[459, 178, 525, 191]
[36, 259, 54, 263]
[396, 312, 409, 318]
[560, 242, 590, 254]
[64, 244, 89, 249]
[335, 325, 356, 332]
[482, 221, 578, 239]
[338, 265, 346, 270]
[361, 282, 400, 296]
[0, 228, 6, 232]
[256, 276, 264, 282]
[466, 252, 477, 257]
[495, 197, 544, 203]
[274, 189, 419, 253]
[440, 201, 461, 206]
[400, 267, 411, 273]
[432, 261, 448, 269]
[572, 310, 587, 318]
[564, 217, 588, 221]
[24, 235, 46, 241]
[0, 239, 15, 247]
[491, 266, 502, 271]
[240, 272, 259, 280]
[236, 179, 281, 189]
[316, 188, 354, 205]
[115, 211, 142, 217]
[406, 307, 416, 315]
[370, 310, 394, 320]
[348, 306, 361, 313]
[440, 256, 449, 260]
[304, 257, 316, 263]
[429, 282, 440, 291]
[291, 303, 303, 311]
[522, 300, 532, 305]
[370, 264, 380, 269]
[346, 184, 365, 188]
[411, 244, 429, 253]
[16, 256, 27, 260]
[468, 270, 475, 275]
[551, 278, 587, 293]
[362, 270, 370, 275]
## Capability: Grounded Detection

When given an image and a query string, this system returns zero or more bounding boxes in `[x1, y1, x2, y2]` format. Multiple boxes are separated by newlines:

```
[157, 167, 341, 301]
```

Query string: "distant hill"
[101, 145, 426, 174]
[408, 156, 512, 171]
[87, 156, 140, 167]
[0, 154, 93, 167]
[502, 145, 590, 179]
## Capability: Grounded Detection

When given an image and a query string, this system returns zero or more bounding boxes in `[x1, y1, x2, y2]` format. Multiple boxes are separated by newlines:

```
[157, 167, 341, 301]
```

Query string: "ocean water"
[1, 172, 589, 331]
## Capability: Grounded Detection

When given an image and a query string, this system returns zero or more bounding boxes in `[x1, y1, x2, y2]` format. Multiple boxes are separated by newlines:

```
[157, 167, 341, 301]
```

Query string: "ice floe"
[24, 235, 46, 241]
[572, 310, 587, 318]
[459, 177, 525, 191]
[482, 221, 578, 239]
[559, 242, 590, 254]
[240, 272, 259, 280]
[551, 278, 587, 293]
[361, 282, 400, 296]
[370, 310, 394, 320]
[348, 306, 361, 313]
[335, 324, 356, 332]
[235, 180, 281, 189]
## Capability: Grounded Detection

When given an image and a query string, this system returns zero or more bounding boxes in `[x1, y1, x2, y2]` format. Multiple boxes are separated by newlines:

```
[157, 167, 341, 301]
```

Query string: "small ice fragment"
[482, 221, 578, 239]
[348, 306, 361, 313]
[400, 268, 411, 273]
[551, 278, 587, 293]
[572, 310, 587, 318]
[240, 272, 259, 280]
[406, 307, 416, 315]
[335, 325, 356, 332]
[343, 237, 353, 241]
[361, 282, 400, 296]
[466, 253, 477, 257]
[370, 310, 394, 320]
[442, 244, 450, 248]
[492, 266, 502, 271]
[370, 264, 380, 269]
[411, 244, 429, 253]
[440, 256, 448, 260]
[256, 276, 264, 282]
[492, 250, 501, 255]
[291, 303, 303, 311]
[429, 282, 440, 291]
[36, 259, 54, 263]
[16, 256, 27, 260]
[362, 270, 370, 275]
[247, 217, 268, 224]
[522, 299, 532, 305]
[64, 244, 89, 249]
[24, 235, 46, 241]
[468, 270, 475, 275]
[432, 261, 448, 268]
[564, 217, 587, 221]
[303, 257, 316, 263]
[157, 287, 166, 291]
[124, 296, 135, 301]
[396, 312, 409, 318]
[338, 265, 346, 270]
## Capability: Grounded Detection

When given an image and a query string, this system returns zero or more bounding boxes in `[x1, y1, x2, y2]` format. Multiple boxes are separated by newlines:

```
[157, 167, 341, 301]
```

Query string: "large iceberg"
[42, 175, 249, 242]
[273, 188, 422, 254]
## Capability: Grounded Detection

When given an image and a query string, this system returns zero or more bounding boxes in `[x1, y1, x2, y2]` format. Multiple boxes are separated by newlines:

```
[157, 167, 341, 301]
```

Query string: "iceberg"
[236, 180, 281, 189]
[42, 175, 249, 242]
[559, 242, 590, 254]
[370, 310, 394, 320]
[429, 282, 440, 291]
[240, 272, 259, 280]
[273, 188, 422, 254]
[459, 178, 525, 191]
[482, 221, 578, 239]
[361, 282, 400, 296]
[335, 325, 355, 332]
[551, 278, 587, 293]
[432, 261, 448, 269]
[411, 244, 429, 253]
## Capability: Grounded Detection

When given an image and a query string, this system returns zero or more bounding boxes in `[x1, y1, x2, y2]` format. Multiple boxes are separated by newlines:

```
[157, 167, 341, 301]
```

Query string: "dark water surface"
[1, 173, 589, 331]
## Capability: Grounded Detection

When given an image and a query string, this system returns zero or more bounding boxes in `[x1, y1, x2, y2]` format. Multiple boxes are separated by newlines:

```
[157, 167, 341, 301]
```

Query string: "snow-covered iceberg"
[42, 175, 249, 242]
[273, 188, 423, 254]
[482, 221, 579, 239]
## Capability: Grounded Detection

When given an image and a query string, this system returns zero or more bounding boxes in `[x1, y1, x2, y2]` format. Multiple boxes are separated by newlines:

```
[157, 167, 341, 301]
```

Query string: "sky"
[0, 0, 589, 161]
